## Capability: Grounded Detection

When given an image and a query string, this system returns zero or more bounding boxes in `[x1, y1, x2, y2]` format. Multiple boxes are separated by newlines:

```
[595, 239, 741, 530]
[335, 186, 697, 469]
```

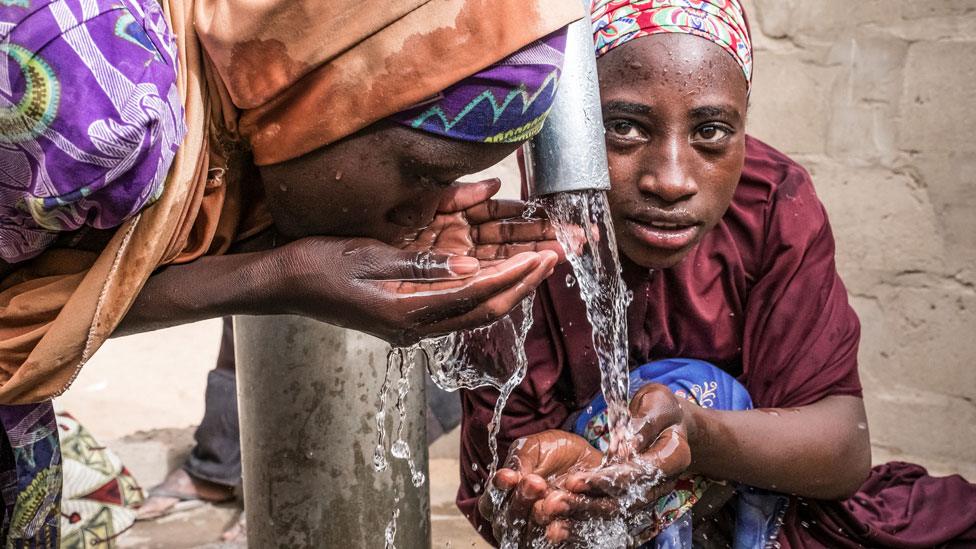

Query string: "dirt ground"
[57, 319, 488, 548]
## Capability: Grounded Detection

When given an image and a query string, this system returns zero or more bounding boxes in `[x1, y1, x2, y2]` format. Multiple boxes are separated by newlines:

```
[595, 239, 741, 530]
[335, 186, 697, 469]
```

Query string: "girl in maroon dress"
[458, 1, 976, 547]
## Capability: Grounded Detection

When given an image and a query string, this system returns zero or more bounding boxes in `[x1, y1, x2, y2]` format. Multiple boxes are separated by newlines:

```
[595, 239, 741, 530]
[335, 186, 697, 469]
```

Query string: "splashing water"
[373, 347, 426, 487]
[420, 293, 535, 478]
[542, 190, 635, 456]
[375, 191, 639, 548]
[384, 497, 400, 549]
[373, 295, 535, 548]
[490, 191, 644, 549]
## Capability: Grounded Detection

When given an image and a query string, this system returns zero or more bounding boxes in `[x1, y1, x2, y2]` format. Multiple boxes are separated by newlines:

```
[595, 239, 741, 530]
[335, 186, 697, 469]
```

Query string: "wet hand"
[478, 431, 602, 546]
[267, 234, 558, 345]
[399, 178, 566, 263]
[537, 385, 694, 543]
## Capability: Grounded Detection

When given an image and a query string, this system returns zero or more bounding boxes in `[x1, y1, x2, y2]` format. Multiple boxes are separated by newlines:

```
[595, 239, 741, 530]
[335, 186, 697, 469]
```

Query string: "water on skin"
[487, 191, 651, 548]
[378, 191, 644, 547]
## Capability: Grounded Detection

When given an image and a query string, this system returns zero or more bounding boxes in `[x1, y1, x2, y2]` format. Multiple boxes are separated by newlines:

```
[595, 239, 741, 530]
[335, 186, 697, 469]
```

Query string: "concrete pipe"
[235, 315, 429, 548]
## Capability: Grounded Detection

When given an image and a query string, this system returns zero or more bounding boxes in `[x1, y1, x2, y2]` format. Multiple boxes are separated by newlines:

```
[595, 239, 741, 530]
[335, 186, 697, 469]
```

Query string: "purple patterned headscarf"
[0, 0, 186, 263]
[389, 28, 567, 143]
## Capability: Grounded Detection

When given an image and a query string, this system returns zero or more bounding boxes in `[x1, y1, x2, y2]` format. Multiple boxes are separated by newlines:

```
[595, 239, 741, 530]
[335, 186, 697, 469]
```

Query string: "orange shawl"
[0, 0, 582, 404]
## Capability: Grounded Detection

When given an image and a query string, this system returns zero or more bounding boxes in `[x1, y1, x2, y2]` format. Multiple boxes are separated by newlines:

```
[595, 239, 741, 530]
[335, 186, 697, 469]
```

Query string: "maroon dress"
[458, 137, 976, 547]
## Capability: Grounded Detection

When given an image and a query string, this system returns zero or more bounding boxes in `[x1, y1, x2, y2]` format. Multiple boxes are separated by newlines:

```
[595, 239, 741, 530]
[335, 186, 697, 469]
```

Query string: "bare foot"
[221, 514, 246, 543]
[137, 468, 235, 520]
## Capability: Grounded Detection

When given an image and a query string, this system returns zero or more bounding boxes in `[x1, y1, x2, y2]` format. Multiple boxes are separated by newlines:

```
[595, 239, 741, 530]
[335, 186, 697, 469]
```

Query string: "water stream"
[486, 190, 643, 548]
[375, 190, 643, 548]
[504, 189, 645, 548]
[542, 190, 635, 456]
[374, 294, 536, 547]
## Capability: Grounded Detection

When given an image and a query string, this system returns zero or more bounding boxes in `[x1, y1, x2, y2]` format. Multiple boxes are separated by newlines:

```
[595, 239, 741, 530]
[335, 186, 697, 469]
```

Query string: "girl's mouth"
[625, 217, 701, 251]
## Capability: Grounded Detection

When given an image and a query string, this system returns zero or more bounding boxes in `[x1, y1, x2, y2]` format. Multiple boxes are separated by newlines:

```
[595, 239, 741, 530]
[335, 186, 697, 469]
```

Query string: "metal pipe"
[525, 4, 610, 197]
[235, 315, 429, 548]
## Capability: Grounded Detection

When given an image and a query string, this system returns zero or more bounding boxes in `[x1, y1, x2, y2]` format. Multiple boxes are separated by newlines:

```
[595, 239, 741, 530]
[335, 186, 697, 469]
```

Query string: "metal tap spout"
[525, 4, 610, 197]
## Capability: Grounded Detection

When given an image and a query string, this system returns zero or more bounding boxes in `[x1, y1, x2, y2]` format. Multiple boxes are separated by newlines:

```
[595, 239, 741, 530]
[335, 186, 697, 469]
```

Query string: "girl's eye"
[693, 124, 731, 143]
[607, 120, 645, 141]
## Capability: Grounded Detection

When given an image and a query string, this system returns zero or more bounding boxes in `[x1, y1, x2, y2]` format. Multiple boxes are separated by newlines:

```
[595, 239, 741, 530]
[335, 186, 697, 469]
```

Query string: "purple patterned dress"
[1, 0, 184, 545]
[1, 0, 185, 263]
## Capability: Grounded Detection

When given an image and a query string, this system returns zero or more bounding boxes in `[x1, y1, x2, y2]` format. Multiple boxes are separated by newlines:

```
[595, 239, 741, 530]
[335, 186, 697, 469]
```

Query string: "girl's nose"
[636, 139, 699, 204]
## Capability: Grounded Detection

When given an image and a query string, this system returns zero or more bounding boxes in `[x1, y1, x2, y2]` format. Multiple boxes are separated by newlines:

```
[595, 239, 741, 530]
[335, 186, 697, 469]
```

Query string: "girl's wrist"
[254, 242, 310, 317]
[684, 402, 712, 460]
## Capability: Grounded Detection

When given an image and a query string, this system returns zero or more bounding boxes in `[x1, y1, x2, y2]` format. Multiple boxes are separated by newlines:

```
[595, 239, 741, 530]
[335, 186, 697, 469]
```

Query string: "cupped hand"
[399, 178, 566, 262]
[478, 430, 602, 546]
[269, 235, 558, 345]
[535, 385, 695, 544]
[266, 179, 569, 345]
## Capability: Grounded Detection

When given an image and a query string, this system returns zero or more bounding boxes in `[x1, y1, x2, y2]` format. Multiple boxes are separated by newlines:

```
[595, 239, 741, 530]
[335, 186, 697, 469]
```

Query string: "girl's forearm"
[687, 395, 871, 500]
[114, 250, 282, 336]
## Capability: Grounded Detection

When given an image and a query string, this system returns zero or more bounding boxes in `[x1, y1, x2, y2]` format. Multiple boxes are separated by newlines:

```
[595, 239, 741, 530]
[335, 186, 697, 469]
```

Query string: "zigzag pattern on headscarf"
[389, 29, 568, 143]
[403, 69, 560, 142]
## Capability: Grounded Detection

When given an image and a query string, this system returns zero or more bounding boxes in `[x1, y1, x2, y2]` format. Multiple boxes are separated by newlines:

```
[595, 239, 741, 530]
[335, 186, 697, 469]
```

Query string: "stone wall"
[743, 0, 976, 478]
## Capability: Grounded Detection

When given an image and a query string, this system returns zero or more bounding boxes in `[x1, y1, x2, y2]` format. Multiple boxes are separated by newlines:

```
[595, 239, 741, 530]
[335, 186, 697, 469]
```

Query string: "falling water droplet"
[384, 506, 399, 549]
[411, 469, 426, 488]
[373, 448, 388, 472]
[391, 440, 410, 459]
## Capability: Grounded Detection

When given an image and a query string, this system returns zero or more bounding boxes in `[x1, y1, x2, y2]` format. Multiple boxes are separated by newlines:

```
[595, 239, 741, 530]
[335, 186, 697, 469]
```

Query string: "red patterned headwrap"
[590, 0, 752, 92]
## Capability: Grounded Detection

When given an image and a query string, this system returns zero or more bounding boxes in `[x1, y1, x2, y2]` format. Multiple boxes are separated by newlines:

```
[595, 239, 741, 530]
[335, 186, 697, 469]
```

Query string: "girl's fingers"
[561, 459, 665, 498]
[473, 241, 566, 262]
[358, 245, 482, 282]
[641, 425, 692, 479]
[420, 251, 557, 334]
[504, 474, 548, 526]
[493, 468, 521, 491]
[437, 179, 502, 213]
[533, 489, 621, 524]
[464, 198, 523, 223]
[472, 219, 557, 244]
[389, 252, 543, 325]
[545, 520, 572, 544]
[628, 384, 684, 451]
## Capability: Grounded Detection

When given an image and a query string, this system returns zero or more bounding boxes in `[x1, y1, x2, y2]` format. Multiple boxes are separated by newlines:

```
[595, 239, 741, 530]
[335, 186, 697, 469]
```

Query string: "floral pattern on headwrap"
[389, 28, 568, 143]
[0, 0, 186, 263]
[590, 0, 752, 91]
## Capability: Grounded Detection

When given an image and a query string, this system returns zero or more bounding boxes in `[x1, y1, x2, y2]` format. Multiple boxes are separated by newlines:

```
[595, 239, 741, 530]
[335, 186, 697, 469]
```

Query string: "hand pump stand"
[234, 2, 608, 546]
